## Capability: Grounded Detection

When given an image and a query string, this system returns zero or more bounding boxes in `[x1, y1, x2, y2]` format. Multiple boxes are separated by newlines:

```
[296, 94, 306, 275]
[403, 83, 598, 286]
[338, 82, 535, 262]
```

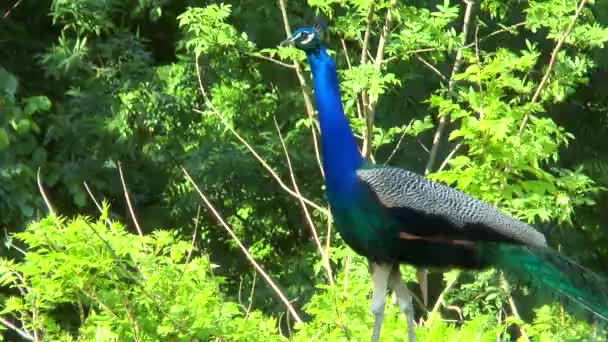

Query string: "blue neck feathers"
[306, 47, 363, 200]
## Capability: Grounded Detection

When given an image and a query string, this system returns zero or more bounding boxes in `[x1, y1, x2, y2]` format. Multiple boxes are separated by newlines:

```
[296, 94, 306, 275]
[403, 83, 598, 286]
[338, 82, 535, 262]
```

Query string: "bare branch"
[118, 161, 144, 236]
[384, 119, 414, 165]
[185, 205, 201, 265]
[36, 168, 55, 215]
[431, 271, 460, 314]
[273, 117, 334, 285]
[437, 142, 463, 172]
[0, 316, 34, 341]
[83, 181, 112, 226]
[181, 166, 303, 323]
[3, 0, 24, 19]
[325, 206, 333, 255]
[251, 53, 297, 69]
[417, 56, 448, 82]
[245, 271, 257, 318]
[463, 22, 527, 49]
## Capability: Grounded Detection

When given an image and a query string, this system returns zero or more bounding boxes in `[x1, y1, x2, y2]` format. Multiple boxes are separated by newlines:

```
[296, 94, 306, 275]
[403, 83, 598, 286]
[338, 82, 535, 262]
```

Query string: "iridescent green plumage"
[486, 243, 608, 320]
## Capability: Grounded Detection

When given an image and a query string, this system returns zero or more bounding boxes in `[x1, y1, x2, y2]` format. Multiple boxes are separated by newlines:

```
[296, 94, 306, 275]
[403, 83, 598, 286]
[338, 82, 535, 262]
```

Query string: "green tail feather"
[484, 243, 608, 320]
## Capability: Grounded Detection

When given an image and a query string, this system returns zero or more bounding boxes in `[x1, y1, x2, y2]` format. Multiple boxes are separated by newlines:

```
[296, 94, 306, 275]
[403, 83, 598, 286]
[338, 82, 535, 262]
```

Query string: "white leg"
[370, 262, 392, 342]
[389, 266, 417, 342]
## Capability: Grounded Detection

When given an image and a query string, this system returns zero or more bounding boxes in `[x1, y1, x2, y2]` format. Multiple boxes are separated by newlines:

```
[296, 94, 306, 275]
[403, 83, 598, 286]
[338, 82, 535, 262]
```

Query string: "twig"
[245, 271, 257, 318]
[3, 0, 24, 19]
[0, 316, 34, 341]
[437, 143, 463, 172]
[417, 56, 448, 82]
[384, 120, 413, 165]
[517, 0, 587, 136]
[83, 182, 112, 226]
[181, 166, 303, 323]
[431, 271, 460, 314]
[463, 22, 527, 49]
[117, 162, 144, 236]
[36, 168, 55, 215]
[193, 59, 328, 216]
[325, 207, 333, 256]
[277, 0, 325, 179]
[251, 53, 296, 69]
[274, 117, 334, 285]
[185, 205, 201, 265]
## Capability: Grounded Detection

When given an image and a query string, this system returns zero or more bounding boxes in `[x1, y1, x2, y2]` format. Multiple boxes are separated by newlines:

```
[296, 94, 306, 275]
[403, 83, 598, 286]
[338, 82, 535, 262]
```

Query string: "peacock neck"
[307, 47, 363, 200]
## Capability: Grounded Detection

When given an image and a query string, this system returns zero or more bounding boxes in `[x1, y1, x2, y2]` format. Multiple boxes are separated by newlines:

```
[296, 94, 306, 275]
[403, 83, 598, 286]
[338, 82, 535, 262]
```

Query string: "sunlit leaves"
[1, 215, 283, 341]
[178, 4, 253, 57]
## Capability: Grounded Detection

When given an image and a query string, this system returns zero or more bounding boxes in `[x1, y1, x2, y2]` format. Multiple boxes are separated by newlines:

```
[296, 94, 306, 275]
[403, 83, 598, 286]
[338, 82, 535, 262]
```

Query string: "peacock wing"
[356, 166, 547, 247]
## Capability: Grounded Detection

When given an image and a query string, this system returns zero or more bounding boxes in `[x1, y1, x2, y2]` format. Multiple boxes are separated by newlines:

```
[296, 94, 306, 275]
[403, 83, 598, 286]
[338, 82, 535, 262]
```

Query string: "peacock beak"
[279, 37, 295, 47]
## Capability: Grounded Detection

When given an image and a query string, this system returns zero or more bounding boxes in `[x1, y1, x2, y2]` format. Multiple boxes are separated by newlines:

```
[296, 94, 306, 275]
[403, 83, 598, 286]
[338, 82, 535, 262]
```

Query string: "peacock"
[280, 27, 608, 342]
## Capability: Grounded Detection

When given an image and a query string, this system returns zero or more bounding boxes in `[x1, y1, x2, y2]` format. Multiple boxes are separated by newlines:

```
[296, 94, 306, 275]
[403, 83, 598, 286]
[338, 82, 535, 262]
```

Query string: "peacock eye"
[300, 31, 315, 45]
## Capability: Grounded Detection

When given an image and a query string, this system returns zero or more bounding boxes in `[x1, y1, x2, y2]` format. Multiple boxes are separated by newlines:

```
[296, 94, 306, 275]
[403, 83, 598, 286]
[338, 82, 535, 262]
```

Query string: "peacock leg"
[370, 262, 392, 342]
[416, 268, 428, 307]
[389, 265, 417, 342]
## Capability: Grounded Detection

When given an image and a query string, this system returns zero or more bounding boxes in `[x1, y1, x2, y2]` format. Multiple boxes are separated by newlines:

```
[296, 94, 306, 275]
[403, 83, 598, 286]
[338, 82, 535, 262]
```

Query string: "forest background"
[1, 0, 608, 340]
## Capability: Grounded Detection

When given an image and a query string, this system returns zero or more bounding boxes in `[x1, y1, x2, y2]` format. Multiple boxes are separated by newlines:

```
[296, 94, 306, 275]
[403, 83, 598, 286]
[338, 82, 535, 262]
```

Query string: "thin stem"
[384, 120, 414, 165]
[83, 181, 113, 226]
[181, 166, 303, 323]
[245, 271, 257, 318]
[274, 117, 334, 285]
[431, 271, 460, 314]
[0, 316, 34, 341]
[3, 0, 24, 18]
[118, 162, 144, 236]
[417, 56, 448, 82]
[437, 142, 463, 172]
[251, 53, 296, 69]
[36, 168, 55, 215]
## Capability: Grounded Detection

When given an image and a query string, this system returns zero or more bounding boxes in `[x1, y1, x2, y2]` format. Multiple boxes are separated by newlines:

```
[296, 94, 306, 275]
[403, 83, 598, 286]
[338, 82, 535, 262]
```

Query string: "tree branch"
[181, 166, 303, 323]
[118, 162, 144, 236]
[0, 316, 34, 341]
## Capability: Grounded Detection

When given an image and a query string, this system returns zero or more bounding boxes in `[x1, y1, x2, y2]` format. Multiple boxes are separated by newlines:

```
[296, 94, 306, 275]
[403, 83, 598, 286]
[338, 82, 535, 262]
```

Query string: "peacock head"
[280, 27, 321, 52]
